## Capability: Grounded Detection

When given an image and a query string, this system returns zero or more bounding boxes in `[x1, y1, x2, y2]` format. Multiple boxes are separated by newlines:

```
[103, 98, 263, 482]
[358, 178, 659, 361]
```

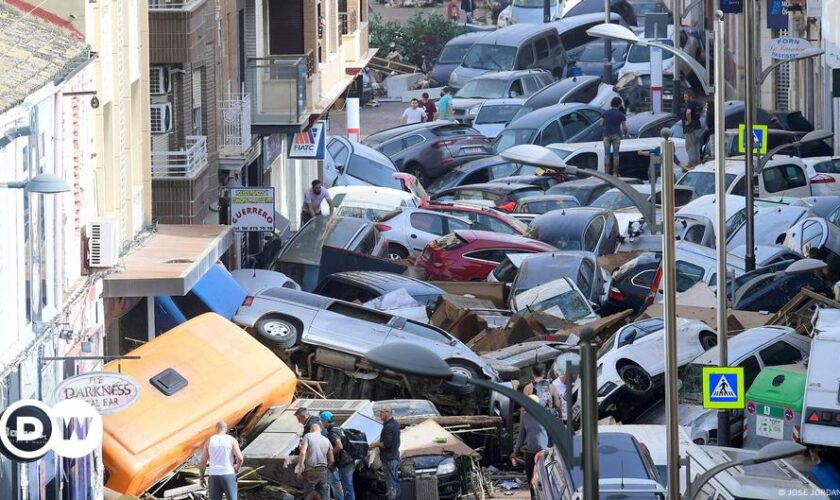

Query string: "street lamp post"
[687, 441, 805, 499]
[0, 173, 71, 193]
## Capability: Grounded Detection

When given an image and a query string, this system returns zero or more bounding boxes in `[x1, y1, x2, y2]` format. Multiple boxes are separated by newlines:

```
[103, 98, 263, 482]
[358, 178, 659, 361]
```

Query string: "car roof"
[446, 182, 537, 192]
[476, 23, 560, 46]
[480, 97, 528, 107]
[691, 326, 800, 365]
[626, 111, 677, 131]
[547, 137, 683, 152]
[445, 30, 490, 46]
[517, 194, 579, 204]
[454, 229, 556, 249]
[569, 433, 653, 486]
[551, 176, 641, 188]
[470, 69, 548, 82]
[531, 207, 610, 235]
[322, 271, 444, 296]
[507, 103, 600, 129]
[331, 136, 395, 165]
[550, 12, 622, 31]
[517, 251, 592, 275]
[690, 154, 802, 175]
[364, 120, 474, 142]
[521, 76, 595, 109]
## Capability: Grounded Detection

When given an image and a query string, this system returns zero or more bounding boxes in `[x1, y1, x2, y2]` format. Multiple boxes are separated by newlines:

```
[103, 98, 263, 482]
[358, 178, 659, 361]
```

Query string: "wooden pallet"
[370, 56, 419, 74]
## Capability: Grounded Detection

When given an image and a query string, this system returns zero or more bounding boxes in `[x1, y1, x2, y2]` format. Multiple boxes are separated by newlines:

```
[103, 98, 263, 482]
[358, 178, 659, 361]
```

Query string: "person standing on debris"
[301, 179, 334, 226]
[438, 87, 455, 122]
[522, 364, 557, 416]
[321, 411, 356, 500]
[298, 423, 334, 499]
[401, 98, 426, 125]
[600, 97, 629, 177]
[199, 421, 243, 500]
[682, 89, 705, 171]
[371, 405, 401, 500]
[509, 394, 549, 500]
[420, 92, 437, 122]
[446, 0, 461, 21]
[295, 407, 322, 435]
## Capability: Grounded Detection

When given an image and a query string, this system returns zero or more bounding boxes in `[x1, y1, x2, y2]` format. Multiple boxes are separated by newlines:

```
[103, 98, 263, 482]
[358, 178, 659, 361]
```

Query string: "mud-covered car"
[234, 286, 500, 413]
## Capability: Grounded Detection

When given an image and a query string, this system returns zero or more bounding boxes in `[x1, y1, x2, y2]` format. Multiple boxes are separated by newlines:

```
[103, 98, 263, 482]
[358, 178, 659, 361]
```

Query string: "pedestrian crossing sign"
[702, 367, 745, 409]
[737, 124, 769, 154]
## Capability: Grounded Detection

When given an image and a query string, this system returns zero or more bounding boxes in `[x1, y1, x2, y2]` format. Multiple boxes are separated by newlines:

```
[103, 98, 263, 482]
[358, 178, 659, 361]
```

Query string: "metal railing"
[219, 91, 252, 156]
[148, 0, 205, 10]
[339, 11, 358, 36]
[151, 136, 208, 178]
[248, 55, 311, 125]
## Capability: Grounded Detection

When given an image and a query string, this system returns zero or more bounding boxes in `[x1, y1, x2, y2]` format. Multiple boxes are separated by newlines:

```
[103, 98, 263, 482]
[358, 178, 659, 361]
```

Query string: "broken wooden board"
[766, 288, 840, 336]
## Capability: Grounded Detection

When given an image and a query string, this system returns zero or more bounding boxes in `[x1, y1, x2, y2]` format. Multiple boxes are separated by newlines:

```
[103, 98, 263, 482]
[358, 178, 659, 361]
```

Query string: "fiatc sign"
[229, 187, 276, 232]
[0, 399, 103, 462]
[53, 372, 140, 415]
[287, 121, 326, 160]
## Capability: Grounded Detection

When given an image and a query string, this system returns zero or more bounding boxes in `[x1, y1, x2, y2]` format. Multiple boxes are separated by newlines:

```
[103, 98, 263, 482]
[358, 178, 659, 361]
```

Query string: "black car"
[771, 110, 815, 133]
[546, 177, 643, 206]
[431, 182, 545, 212]
[525, 207, 621, 256]
[426, 156, 521, 194]
[601, 252, 660, 315]
[720, 100, 779, 130]
[491, 174, 563, 192]
[626, 111, 678, 139]
[732, 260, 833, 312]
[429, 31, 488, 87]
[314, 271, 445, 309]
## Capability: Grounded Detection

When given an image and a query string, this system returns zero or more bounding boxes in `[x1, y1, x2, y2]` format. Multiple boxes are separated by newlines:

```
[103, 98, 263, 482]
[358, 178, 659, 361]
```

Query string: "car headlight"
[436, 457, 457, 475]
[467, 105, 480, 119]
[598, 381, 617, 398]
[449, 72, 458, 85]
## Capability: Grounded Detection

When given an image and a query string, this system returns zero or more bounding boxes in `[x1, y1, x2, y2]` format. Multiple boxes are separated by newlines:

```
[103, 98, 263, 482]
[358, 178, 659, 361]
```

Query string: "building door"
[268, 0, 304, 55]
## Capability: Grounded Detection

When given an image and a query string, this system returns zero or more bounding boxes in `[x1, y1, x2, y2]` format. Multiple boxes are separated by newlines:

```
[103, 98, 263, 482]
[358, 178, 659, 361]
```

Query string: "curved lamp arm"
[687, 460, 744, 500]
[644, 40, 714, 95]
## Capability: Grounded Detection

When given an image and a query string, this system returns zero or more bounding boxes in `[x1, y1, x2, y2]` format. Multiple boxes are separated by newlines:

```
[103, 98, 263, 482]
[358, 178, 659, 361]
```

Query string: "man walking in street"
[371, 405, 400, 500]
[420, 92, 437, 122]
[461, 0, 475, 22]
[400, 98, 426, 124]
[199, 421, 243, 500]
[682, 89, 704, 171]
[509, 395, 549, 500]
[600, 97, 628, 176]
[438, 87, 455, 122]
[320, 411, 356, 500]
[297, 423, 334, 499]
[446, 0, 461, 21]
[301, 180, 333, 226]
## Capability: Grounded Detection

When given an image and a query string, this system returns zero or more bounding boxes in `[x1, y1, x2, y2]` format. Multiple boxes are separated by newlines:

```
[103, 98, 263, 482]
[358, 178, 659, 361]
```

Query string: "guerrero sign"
[230, 187, 275, 232]
[766, 37, 812, 60]
[53, 372, 140, 415]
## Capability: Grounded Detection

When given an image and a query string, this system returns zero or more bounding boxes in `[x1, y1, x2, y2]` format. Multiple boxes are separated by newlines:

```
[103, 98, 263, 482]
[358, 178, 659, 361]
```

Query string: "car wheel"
[388, 244, 409, 260]
[699, 332, 718, 351]
[406, 163, 426, 186]
[255, 315, 299, 349]
[618, 363, 653, 395]
[443, 362, 478, 395]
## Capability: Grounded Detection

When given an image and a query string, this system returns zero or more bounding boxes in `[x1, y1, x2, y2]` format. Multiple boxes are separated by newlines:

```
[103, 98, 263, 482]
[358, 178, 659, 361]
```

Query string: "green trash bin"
[743, 364, 807, 450]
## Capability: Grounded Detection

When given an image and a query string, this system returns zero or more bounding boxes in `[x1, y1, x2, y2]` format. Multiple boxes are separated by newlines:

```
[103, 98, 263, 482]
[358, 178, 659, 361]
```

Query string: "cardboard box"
[429, 281, 508, 308]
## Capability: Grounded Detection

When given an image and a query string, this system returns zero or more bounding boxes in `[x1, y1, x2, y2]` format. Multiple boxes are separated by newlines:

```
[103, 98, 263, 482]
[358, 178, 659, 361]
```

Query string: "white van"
[801, 308, 840, 447]
[546, 138, 688, 180]
[677, 155, 814, 199]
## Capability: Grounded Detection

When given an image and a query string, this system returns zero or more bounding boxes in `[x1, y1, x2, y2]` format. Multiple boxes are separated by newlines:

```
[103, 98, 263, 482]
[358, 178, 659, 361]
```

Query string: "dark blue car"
[429, 31, 488, 87]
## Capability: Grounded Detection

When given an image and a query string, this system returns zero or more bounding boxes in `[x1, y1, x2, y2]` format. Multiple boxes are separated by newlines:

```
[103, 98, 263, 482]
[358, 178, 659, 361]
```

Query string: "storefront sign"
[53, 372, 140, 415]
[287, 121, 326, 159]
[720, 0, 743, 13]
[767, 0, 789, 29]
[766, 37, 811, 60]
[230, 187, 275, 232]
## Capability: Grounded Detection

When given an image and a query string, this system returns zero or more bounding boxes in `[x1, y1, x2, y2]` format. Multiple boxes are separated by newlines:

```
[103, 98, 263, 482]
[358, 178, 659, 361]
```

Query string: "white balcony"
[219, 93, 253, 157]
[149, 0, 206, 10]
[151, 136, 208, 179]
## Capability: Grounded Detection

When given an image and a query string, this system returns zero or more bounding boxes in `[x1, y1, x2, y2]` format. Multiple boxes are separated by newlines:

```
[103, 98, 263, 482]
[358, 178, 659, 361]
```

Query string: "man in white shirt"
[400, 98, 426, 124]
[301, 179, 334, 226]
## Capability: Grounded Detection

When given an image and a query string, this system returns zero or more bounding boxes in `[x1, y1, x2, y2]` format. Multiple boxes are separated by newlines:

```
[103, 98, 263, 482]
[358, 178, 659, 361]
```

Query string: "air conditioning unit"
[150, 66, 171, 95]
[150, 103, 173, 134]
[88, 218, 120, 268]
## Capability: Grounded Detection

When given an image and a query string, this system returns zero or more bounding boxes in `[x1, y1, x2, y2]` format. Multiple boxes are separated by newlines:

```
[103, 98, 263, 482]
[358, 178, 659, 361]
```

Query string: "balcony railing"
[248, 54, 313, 126]
[151, 136, 208, 179]
[219, 92, 252, 156]
[148, 0, 205, 10]
[339, 11, 358, 36]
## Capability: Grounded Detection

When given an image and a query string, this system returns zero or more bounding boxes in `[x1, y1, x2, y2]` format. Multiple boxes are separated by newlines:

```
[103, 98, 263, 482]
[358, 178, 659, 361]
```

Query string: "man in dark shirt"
[295, 407, 322, 435]
[600, 97, 628, 176]
[420, 92, 437, 122]
[682, 89, 705, 170]
[371, 405, 401, 500]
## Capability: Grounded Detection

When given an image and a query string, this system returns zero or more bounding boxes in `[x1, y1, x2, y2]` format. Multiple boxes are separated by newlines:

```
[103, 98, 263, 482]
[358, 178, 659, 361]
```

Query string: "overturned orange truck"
[102, 313, 297, 496]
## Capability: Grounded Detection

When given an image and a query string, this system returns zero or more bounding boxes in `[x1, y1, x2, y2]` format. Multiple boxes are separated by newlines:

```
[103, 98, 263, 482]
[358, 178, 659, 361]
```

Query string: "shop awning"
[103, 225, 234, 298]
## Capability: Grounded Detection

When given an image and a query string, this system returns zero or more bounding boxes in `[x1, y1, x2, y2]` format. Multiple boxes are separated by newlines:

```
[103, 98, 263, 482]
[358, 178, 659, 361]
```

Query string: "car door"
[309, 301, 394, 355]
[407, 211, 449, 254]
[326, 138, 352, 186]
[387, 317, 453, 356]
[560, 111, 595, 143]
[380, 138, 408, 167]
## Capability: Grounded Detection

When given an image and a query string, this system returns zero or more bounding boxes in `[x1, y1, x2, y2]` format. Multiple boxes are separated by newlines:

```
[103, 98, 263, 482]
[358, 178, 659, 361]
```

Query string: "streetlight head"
[500, 144, 566, 170]
[25, 173, 70, 194]
[801, 129, 833, 143]
[365, 343, 454, 380]
[715, 10, 724, 20]
[585, 23, 640, 44]
[660, 127, 673, 140]
[751, 441, 806, 464]
[794, 47, 825, 61]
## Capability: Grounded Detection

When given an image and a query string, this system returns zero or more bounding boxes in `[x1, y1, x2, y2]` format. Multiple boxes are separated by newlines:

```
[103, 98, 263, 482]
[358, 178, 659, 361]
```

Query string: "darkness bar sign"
[721, 0, 743, 13]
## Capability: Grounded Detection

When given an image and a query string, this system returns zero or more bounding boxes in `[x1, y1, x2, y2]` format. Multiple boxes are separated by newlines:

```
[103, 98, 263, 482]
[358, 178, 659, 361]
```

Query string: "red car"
[417, 230, 557, 281]
[422, 201, 529, 236]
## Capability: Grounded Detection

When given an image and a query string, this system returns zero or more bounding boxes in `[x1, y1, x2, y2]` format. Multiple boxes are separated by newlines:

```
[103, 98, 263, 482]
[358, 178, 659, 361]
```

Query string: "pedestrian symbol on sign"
[702, 367, 745, 409]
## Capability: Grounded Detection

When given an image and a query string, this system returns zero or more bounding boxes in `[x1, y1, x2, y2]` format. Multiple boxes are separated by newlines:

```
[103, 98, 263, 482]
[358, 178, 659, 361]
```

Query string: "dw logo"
[0, 399, 103, 462]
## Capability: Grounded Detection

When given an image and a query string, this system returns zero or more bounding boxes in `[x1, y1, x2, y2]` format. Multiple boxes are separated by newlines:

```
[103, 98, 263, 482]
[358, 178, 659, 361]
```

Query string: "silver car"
[233, 287, 499, 390]
[377, 207, 473, 260]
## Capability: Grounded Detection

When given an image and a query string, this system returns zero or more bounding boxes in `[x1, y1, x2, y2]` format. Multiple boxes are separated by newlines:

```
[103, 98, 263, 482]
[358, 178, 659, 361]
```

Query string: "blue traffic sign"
[738, 124, 769, 154]
[702, 367, 745, 409]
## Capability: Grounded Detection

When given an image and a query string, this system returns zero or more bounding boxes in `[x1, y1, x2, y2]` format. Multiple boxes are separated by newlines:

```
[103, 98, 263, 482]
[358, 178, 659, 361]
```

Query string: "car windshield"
[518, 198, 579, 213]
[514, 0, 558, 6]
[679, 362, 706, 403]
[493, 128, 537, 154]
[462, 44, 516, 71]
[347, 155, 401, 188]
[476, 104, 522, 125]
[627, 40, 675, 63]
[677, 172, 736, 197]
[513, 280, 592, 321]
[457, 79, 513, 99]
[427, 167, 470, 193]
[590, 190, 636, 210]
[279, 216, 364, 265]
[578, 41, 627, 62]
[438, 44, 471, 65]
